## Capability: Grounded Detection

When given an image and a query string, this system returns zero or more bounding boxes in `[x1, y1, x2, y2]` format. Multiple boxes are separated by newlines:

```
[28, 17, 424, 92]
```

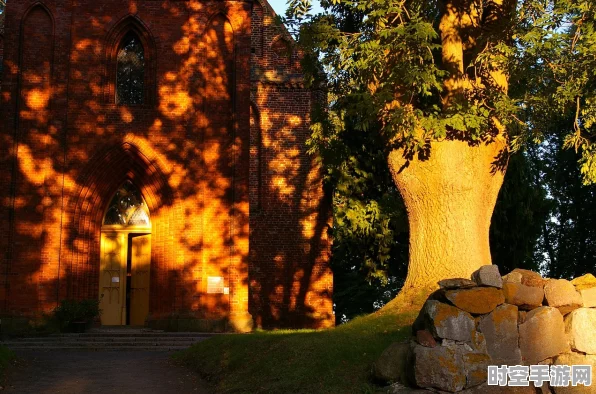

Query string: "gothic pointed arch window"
[116, 32, 145, 105]
[103, 180, 150, 227]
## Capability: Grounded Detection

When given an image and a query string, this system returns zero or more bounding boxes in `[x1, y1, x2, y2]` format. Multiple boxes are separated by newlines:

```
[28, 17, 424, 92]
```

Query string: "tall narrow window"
[116, 32, 145, 105]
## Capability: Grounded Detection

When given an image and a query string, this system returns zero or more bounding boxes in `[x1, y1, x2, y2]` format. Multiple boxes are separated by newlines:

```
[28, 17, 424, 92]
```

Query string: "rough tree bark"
[387, 0, 515, 306]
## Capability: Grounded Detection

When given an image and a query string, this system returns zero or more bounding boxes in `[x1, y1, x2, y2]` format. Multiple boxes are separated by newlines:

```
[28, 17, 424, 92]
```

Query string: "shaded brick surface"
[0, 0, 332, 330]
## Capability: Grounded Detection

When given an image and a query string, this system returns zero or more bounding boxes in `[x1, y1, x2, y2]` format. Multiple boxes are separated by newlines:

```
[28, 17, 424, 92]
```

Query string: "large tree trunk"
[377, 0, 516, 311]
[388, 137, 507, 302]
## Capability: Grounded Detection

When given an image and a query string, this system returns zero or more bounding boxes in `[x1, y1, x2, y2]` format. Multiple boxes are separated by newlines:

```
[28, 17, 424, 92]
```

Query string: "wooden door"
[130, 234, 151, 326]
[99, 233, 126, 325]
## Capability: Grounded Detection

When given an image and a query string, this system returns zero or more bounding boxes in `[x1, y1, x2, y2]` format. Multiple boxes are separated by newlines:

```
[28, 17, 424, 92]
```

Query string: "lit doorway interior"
[99, 180, 151, 326]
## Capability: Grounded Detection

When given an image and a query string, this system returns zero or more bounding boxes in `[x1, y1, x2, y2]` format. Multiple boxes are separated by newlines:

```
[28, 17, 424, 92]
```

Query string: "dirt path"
[3, 350, 211, 394]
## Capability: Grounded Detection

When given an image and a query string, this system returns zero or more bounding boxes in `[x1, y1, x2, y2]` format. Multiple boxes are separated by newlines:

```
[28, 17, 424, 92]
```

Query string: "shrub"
[53, 299, 101, 331]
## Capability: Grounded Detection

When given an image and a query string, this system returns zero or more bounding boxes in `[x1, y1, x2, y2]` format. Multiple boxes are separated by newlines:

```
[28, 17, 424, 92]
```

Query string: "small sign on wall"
[207, 276, 224, 294]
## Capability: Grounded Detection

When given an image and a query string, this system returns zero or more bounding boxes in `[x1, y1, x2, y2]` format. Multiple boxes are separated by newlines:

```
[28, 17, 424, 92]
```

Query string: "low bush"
[53, 299, 101, 332]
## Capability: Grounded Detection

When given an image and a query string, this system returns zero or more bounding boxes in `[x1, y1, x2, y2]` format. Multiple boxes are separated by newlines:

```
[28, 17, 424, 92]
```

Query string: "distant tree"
[490, 149, 551, 275]
[538, 132, 596, 279]
[326, 116, 409, 322]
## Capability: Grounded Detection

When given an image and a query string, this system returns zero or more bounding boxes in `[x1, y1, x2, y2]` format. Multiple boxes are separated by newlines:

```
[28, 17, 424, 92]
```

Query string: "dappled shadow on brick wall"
[0, 0, 332, 329]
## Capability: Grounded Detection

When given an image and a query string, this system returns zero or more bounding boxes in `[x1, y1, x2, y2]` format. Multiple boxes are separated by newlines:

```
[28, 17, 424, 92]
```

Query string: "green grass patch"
[173, 309, 417, 394]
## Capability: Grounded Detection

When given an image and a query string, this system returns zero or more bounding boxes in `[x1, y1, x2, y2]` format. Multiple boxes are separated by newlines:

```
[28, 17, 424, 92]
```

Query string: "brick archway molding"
[61, 138, 178, 323]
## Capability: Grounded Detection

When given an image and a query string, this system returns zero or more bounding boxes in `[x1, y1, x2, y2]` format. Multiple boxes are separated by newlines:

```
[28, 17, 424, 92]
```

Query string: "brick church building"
[0, 0, 333, 332]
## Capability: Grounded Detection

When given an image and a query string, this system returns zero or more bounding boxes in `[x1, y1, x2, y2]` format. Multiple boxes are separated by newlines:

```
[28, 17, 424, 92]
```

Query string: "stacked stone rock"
[373, 267, 596, 393]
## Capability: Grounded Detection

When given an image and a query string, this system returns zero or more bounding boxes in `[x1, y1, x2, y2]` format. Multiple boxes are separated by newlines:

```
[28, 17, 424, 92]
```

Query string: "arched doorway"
[99, 180, 151, 326]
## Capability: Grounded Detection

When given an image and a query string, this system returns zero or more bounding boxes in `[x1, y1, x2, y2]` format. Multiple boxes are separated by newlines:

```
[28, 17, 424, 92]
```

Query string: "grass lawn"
[174, 303, 419, 394]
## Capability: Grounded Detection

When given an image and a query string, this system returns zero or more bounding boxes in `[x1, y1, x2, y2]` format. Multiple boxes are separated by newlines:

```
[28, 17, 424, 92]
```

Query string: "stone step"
[2, 330, 217, 351]
[3, 339, 205, 346]
[8, 336, 206, 342]
[6, 346, 189, 351]
[49, 332, 220, 338]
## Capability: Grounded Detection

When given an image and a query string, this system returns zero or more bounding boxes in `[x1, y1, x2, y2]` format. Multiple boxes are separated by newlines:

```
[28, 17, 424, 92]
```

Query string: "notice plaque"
[112, 277, 120, 283]
[207, 276, 224, 294]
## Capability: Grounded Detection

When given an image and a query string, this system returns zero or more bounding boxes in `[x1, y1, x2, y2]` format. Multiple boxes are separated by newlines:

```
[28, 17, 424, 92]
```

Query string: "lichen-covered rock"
[502, 282, 544, 310]
[519, 307, 569, 365]
[478, 304, 522, 365]
[564, 308, 596, 355]
[470, 331, 487, 354]
[462, 351, 490, 389]
[544, 279, 583, 315]
[408, 342, 466, 392]
[551, 352, 596, 394]
[504, 268, 546, 288]
[416, 330, 437, 348]
[444, 287, 505, 315]
[472, 265, 503, 288]
[372, 342, 410, 384]
[413, 300, 476, 343]
[438, 278, 477, 290]
[570, 273, 596, 291]
[579, 287, 596, 308]
[502, 271, 523, 284]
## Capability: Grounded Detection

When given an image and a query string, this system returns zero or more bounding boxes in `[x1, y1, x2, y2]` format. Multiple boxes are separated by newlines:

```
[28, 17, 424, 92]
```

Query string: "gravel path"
[3, 350, 211, 394]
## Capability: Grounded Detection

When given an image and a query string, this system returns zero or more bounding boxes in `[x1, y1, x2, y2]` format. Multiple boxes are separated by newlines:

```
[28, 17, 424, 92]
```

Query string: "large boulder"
[519, 307, 569, 365]
[372, 342, 410, 384]
[544, 279, 583, 315]
[502, 282, 544, 310]
[444, 287, 505, 315]
[408, 342, 466, 392]
[413, 300, 476, 343]
[462, 351, 490, 389]
[478, 304, 522, 365]
[570, 273, 596, 291]
[579, 287, 596, 308]
[472, 265, 503, 288]
[564, 308, 596, 355]
[504, 268, 546, 288]
[551, 352, 596, 394]
[415, 329, 437, 348]
[571, 274, 596, 307]
[470, 331, 487, 354]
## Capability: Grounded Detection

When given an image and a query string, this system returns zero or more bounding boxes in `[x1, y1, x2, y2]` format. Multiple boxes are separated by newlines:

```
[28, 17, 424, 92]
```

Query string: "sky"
[267, 0, 324, 17]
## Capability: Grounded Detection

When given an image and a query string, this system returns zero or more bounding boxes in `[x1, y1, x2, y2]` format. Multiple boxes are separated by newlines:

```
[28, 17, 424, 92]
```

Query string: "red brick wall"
[0, 0, 333, 330]
[248, 0, 333, 329]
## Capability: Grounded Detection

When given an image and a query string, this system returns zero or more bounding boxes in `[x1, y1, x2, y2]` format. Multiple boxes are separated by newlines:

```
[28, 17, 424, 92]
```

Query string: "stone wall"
[374, 267, 596, 393]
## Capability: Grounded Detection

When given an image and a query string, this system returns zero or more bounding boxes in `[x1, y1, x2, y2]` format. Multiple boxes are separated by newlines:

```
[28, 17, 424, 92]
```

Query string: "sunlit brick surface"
[0, 0, 333, 329]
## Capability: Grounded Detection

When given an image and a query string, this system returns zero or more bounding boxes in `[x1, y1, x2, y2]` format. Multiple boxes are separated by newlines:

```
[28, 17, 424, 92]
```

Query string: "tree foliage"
[515, 0, 596, 183]
[292, 0, 596, 182]
[286, 0, 596, 316]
